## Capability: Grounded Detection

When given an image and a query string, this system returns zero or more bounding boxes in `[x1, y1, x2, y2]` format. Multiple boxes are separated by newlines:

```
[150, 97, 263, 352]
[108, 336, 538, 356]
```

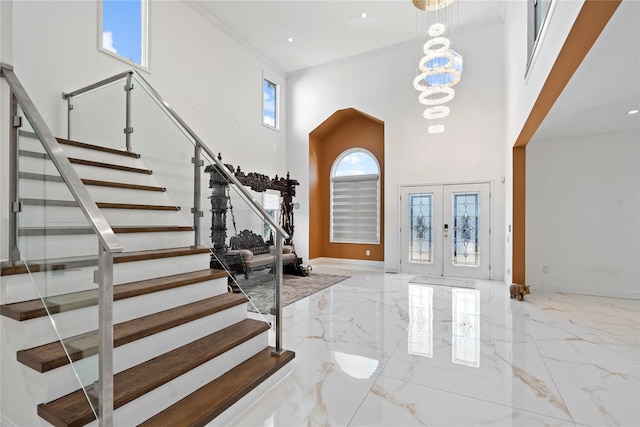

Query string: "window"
[100, 0, 148, 68]
[262, 191, 280, 241]
[330, 149, 380, 244]
[526, 0, 554, 71]
[263, 77, 279, 130]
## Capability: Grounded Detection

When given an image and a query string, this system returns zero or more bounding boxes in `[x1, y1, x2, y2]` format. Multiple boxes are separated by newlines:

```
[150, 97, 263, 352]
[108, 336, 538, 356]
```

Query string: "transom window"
[330, 149, 380, 244]
[100, 0, 148, 68]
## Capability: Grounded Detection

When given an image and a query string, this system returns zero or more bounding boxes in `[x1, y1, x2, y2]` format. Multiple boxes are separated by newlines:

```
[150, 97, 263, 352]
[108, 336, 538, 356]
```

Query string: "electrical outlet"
[366, 250, 371, 256]
[542, 265, 549, 274]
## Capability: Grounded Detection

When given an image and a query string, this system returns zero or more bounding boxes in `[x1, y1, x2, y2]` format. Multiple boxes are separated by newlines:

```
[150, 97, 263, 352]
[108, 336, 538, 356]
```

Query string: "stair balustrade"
[62, 70, 289, 354]
[2, 64, 294, 426]
[1, 63, 121, 426]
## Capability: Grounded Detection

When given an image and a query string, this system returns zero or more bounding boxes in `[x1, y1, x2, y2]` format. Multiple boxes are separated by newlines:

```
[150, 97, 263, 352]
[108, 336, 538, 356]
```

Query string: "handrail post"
[66, 96, 72, 140]
[124, 72, 133, 152]
[272, 231, 284, 355]
[97, 244, 114, 427]
[192, 143, 203, 247]
[8, 91, 21, 262]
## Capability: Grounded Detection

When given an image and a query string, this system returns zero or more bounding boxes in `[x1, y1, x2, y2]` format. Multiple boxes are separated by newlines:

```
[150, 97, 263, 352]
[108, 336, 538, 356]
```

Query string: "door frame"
[399, 180, 494, 280]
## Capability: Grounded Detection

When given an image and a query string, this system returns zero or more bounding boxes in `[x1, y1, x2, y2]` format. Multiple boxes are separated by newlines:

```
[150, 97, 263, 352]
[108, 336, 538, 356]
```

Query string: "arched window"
[330, 149, 380, 244]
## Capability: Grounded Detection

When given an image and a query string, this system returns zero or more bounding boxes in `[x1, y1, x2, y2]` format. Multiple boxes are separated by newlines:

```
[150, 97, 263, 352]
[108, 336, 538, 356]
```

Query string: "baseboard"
[309, 257, 384, 271]
[536, 284, 640, 300]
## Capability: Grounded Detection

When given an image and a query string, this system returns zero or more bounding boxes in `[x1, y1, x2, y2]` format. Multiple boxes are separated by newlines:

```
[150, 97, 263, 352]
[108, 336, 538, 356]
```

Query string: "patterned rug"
[235, 271, 350, 314]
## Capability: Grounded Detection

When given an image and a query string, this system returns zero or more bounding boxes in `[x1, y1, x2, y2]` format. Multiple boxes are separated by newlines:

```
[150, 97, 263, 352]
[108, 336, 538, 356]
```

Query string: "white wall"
[287, 22, 507, 279]
[527, 130, 640, 299]
[1, 0, 287, 260]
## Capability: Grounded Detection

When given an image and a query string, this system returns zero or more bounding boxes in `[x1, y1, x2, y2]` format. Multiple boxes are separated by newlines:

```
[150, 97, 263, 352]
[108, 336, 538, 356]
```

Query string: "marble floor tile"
[349, 376, 575, 427]
[542, 349, 640, 427]
[241, 265, 639, 427]
[381, 335, 572, 421]
[230, 355, 377, 427]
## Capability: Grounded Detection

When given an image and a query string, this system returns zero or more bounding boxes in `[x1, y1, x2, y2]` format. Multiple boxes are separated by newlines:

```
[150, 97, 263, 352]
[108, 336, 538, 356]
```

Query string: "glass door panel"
[401, 185, 443, 275]
[443, 183, 490, 279]
[401, 183, 490, 279]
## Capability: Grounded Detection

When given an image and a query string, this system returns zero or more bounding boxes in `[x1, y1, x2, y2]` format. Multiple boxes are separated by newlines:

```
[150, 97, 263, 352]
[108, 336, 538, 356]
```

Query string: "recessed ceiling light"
[628, 109, 639, 115]
[361, 12, 368, 18]
[287, 37, 294, 42]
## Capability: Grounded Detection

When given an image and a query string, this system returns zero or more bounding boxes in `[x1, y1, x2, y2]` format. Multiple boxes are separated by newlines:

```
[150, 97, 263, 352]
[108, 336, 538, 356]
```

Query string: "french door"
[400, 183, 491, 279]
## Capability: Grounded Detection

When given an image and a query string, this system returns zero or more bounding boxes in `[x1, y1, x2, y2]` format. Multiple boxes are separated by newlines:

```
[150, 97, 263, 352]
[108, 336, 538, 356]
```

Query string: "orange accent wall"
[512, 147, 526, 285]
[309, 109, 384, 261]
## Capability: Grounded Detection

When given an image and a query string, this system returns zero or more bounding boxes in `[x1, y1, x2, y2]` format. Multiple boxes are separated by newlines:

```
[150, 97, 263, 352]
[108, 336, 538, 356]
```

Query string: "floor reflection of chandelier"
[413, 0, 462, 134]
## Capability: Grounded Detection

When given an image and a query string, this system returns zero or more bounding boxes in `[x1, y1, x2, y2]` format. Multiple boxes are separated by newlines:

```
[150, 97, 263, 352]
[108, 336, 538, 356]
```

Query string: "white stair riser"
[1, 253, 211, 304]
[18, 234, 99, 260]
[105, 332, 269, 427]
[71, 164, 155, 187]
[18, 179, 80, 201]
[16, 306, 249, 403]
[87, 186, 171, 206]
[18, 179, 172, 206]
[6, 277, 229, 349]
[18, 231, 195, 260]
[19, 205, 188, 228]
[19, 137, 144, 170]
[18, 156, 156, 187]
[112, 253, 212, 288]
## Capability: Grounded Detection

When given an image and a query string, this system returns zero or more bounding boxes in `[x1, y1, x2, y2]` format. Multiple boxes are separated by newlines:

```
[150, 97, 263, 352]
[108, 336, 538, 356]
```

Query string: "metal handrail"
[61, 70, 133, 99]
[2, 64, 123, 255]
[63, 69, 290, 242]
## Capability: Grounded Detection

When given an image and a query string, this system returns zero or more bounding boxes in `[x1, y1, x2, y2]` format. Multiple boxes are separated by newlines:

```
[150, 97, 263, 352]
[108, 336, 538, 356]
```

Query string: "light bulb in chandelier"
[428, 124, 445, 134]
[412, 0, 456, 11]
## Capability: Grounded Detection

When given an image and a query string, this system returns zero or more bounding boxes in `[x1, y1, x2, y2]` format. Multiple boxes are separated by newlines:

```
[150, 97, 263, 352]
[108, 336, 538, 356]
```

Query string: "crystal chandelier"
[413, 0, 463, 133]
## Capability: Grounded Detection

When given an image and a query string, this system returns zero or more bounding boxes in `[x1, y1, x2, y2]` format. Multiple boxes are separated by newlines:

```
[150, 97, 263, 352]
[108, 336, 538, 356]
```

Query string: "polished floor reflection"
[231, 265, 640, 426]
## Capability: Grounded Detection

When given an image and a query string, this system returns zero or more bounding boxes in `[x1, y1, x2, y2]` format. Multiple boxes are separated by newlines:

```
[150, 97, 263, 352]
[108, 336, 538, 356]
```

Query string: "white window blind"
[331, 173, 379, 243]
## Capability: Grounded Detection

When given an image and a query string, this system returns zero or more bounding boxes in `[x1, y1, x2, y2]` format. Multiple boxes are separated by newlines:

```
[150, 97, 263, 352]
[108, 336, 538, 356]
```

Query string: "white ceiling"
[192, 0, 505, 74]
[191, 0, 639, 139]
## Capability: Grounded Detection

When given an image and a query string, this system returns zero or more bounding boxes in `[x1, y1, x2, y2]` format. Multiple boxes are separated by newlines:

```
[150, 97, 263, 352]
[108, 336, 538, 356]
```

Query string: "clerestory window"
[100, 0, 149, 68]
[330, 149, 380, 244]
[263, 76, 279, 130]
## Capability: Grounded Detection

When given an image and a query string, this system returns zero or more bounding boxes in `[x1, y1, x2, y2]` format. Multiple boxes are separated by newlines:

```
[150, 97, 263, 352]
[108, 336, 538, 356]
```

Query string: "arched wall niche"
[309, 108, 385, 261]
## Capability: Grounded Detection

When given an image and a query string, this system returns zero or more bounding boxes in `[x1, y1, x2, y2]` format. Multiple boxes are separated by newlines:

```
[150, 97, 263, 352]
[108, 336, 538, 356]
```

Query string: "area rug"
[409, 276, 476, 288]
[234, 271, 350, 314]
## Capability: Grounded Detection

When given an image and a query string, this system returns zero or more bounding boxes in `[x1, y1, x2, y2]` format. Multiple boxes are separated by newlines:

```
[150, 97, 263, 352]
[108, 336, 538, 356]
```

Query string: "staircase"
[0, 137, 294, 426]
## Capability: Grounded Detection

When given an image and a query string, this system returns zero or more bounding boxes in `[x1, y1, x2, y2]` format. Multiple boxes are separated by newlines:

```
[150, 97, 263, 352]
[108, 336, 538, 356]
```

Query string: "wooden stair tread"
[16, 131, 140, 159]
[18, 172, 166, 192]
[37, 319, 270, 427]
[18, 149, 151, 174]
[1, 246, 211, 276]
[68, 157, 152, 175]
[17, 292, 247, 372]
[97, 202, 179, 211]
[81, 179, 165, 192]
[1, 268, 227, 321]
[56, 137, 141, 158]
[140, 347, 295, 427]
[17, 225, 193, 236]
[20, 198, 180, 211]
